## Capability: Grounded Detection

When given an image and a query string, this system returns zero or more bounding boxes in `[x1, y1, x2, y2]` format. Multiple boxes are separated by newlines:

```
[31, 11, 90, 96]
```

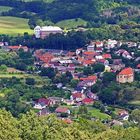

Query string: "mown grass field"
[0, 16, 33, 35]
[23, 0, 54, 3]
[0, 6, 12, 14]
[0, 73, 28, 78]
[63, 105, 111, 120]
[56, 18, 87, 29]
[129, 101, 140, 105]
[89, 108, 111, 120]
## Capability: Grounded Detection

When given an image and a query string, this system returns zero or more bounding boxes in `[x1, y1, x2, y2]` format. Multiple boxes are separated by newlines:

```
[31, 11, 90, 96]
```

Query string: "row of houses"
[1, 39, 139, 124]
[87, 39, 140, 50]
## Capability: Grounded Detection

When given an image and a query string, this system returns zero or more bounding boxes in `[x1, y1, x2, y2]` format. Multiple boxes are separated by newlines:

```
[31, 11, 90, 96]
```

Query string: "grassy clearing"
[0, 6, 12, 14]
[0, 16, 33, 35]
[56, 18, 87, 29]
[128, 89, 140, 105]
[0, 71, 50, 86]
[129, 100, 140, 105]
[69, 106, 111, 120]
[23, 0, 54, 3]
[0, 73, 28, 78]
[89, 108, 111, 120]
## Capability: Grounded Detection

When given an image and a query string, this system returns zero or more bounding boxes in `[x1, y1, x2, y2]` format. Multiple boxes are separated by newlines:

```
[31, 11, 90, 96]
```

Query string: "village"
[0, 37, 140, 126]
[0, 0, 140, 139]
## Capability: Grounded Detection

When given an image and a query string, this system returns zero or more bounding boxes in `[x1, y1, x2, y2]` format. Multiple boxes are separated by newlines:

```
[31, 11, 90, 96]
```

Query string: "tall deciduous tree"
[0, 110, 21, 140]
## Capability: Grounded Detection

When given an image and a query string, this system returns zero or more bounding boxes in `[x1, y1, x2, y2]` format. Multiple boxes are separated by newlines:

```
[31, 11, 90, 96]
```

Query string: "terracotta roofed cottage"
[116, 67, 134, 83]
[82, 98, 94, 105]
[55, 107, 70, 115]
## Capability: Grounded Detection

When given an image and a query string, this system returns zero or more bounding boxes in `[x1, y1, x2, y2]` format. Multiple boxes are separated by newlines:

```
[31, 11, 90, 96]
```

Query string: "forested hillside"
[1, 109, 140, 140]
[0, 0, 139, 25]
[0, 0, 140, 40]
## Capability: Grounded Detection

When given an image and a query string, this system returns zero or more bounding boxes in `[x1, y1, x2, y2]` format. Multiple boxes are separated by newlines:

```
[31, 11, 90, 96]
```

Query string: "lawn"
[23, 0, 54, 2]
[0, 6, 12, 14]
[129, 100, 140, 105]
[0, 16, 33, 35]
[128, 89, 140, 106]
[0, 73, 28, 78]
[89, 108, 111, 120]
[68, 106, 111, 120]
[56, 18, 87, 29]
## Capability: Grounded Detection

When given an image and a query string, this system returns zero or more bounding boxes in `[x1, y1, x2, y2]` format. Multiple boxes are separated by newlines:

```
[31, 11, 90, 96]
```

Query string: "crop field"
[0, 16, 33, 35]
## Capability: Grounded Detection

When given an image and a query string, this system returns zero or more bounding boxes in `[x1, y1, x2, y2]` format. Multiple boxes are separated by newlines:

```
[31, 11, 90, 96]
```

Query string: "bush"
[25, 78, 36, 85]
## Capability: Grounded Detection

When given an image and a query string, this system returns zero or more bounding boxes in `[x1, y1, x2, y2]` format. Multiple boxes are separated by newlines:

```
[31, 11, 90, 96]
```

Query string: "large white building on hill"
[34, 26, 63, 39]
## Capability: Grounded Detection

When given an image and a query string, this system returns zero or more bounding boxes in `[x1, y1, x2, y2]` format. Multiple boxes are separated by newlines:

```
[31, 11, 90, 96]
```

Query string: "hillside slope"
[0, 0, 139, 40]
[0, 16, 33, 35]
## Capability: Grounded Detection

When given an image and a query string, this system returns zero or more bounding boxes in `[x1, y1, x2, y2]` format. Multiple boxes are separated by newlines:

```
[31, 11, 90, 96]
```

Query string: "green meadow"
[56, 18, 87, 29]
[0, 6, 12, 14]
[0, 16, 33, 35]
[23, 0, 54, 3]
[89, 108, 111, 120]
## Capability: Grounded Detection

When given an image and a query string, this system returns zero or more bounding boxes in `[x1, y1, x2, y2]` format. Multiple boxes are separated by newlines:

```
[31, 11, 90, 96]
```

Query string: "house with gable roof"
[55, 107, 70, 115]
[116, 67, 134, 83]
[33, 98, 56, 109]
[111, 59, 125, 71]
[70, 92, 85, 102]
[82, 98, 94, 105]
[95, 41, 104, 48]
[79, 75, 97, 87]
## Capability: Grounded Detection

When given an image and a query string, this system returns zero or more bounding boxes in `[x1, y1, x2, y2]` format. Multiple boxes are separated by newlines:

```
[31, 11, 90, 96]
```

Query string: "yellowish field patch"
[0, 6, 12, 14]
[0, 93, 5, 97]
[0, 16, 33, 35]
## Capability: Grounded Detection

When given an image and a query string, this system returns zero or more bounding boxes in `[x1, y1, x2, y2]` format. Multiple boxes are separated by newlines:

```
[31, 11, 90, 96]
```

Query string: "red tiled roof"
[37, 52, 54, 63]
[73, 76, 79, 80]
[62, 118, 73, 124]
[9, 46, 20, 49]
[80, 75, 97, 81]
[102, 54, 111, 59]
[82, 98, 94, 104]
[72, 93, 83, 98]
[68, 63, 75, 67]
[83, 51, 96, 55]
[118, 67, 133, 75]
[88, 75, 97, 80]
[55, 107, 69, 113]
[95, 41, 103, 45]
[83, 60, 95, 65]
[78, 57, 84, 62]
[137, 64, 140, 68]
[98, 59, 106, 63]
[9, 46, 28, 50]
[37, 98, 51, 105]
[118, 110, 128, 115]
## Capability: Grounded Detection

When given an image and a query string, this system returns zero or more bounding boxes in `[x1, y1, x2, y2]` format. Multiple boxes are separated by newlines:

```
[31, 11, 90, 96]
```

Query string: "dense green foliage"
[0, 0, 140, 40]
[0, 109, 140, 140]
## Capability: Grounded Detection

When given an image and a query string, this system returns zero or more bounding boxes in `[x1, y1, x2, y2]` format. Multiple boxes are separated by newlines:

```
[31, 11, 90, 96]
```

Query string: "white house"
[87, 44, 95, 52]
[34, 26, 63, 39]
[106, 39, 117, 49]
[95, 41, 104, 48]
